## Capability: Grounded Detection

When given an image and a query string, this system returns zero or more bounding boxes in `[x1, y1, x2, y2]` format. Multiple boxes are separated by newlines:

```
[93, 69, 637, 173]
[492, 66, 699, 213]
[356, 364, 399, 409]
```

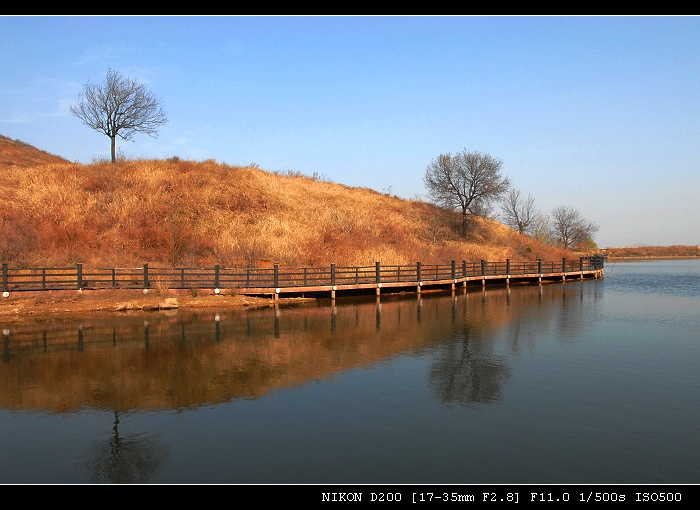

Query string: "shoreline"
[0, 287, 312, 324]
[2, 256, 695, 321]
[605, 256, 700, 261]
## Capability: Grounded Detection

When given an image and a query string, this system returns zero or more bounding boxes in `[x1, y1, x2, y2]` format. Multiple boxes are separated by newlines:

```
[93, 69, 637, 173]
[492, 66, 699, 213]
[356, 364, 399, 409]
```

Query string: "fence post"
[214, 265, 220, 288]
[579, 257, 584, 271]
[2, 263, 7, 292]
[538, 258, 542, 274]
[506, 258, 511, 275]
[274, 264, 279, 288]
[143, 263, 149, 288]
[77, 263, 83, 290]
[417, 261, 422, 283]
[462, 260, 467, 277]
[111, 268, 116, 288]
[331, 263, 336, 286]
[450, 260, 456, 279]
[375, 262, 381, 283]
[481, 260, 486, 276]
[562, 258, 567, 273]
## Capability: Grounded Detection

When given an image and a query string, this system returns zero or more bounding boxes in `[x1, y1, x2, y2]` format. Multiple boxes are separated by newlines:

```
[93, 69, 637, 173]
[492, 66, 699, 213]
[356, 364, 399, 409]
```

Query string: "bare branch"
[70, 68, 168, 163]
[501, 188, 540, 235]
[424, 149, 510, 237]
[550, 206, 599, 250]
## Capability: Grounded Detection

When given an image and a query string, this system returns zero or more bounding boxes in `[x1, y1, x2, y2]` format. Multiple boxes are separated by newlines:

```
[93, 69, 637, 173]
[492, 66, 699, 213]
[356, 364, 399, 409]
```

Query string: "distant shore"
[602, 245, 700, 260]
[605, 256, 700, 261]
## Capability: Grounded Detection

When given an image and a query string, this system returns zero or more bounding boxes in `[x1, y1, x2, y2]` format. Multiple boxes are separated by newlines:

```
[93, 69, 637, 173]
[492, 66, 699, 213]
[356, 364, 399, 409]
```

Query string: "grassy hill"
[1, 134, 71, 168]
[0, 137, 576, 269]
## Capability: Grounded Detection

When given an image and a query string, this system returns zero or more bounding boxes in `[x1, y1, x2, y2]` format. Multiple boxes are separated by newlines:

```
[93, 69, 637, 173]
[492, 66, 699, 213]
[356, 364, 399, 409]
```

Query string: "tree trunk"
[110, 136, 116, 163]
[461, 207, 468, 237]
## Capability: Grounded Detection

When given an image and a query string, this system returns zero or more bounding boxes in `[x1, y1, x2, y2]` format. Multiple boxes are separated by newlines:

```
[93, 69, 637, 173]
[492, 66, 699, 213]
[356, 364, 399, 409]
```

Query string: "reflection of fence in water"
[1, 283, 598, 412]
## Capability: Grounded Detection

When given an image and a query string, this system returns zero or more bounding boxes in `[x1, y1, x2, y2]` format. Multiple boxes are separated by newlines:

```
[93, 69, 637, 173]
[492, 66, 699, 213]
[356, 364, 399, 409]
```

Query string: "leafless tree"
[550, 206, 599, 250]
[424, 150, 510, 237]
[501, 188, 540, 235]
[70, 68, 168, 163]
[530, 212, 555, 245]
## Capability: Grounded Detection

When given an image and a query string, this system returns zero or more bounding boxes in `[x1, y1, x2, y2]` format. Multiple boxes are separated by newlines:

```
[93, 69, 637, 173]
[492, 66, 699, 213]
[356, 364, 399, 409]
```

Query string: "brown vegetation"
[604, 245, 700, 259]
[0, 134, 71, 168]
[0, 155, 575, 270]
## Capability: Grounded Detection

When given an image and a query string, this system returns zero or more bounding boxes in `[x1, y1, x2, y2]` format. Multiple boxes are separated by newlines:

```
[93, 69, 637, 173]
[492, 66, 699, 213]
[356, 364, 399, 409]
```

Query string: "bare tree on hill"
[550, 205, 599, 250]
[70, 68, 168, 163]
[424, 150, 510, 237]
[501, 188, 540, 235]
[530, 212, 555, 245]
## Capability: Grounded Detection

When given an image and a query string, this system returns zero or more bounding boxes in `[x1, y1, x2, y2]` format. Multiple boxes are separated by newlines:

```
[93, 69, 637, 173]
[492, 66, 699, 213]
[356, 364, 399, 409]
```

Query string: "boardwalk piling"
[417, 261, 423, 294]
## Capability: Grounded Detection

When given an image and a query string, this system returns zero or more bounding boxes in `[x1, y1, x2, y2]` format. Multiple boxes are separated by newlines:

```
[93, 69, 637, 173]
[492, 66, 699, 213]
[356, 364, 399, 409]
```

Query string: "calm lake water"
[1, 259, 698, 487]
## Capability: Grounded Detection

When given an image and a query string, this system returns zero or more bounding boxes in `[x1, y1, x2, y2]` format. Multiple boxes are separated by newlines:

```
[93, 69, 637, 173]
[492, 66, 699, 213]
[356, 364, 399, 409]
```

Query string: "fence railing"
[1, 257, 604, 293]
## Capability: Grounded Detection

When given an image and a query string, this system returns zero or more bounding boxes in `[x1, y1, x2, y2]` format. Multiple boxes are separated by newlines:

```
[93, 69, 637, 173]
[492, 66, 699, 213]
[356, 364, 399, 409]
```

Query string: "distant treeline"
[604, 245, 700, 259]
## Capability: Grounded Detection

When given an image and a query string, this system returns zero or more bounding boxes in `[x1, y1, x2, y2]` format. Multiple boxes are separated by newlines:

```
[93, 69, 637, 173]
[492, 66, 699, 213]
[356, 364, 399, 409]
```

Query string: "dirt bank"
[0, 288, 311, 324]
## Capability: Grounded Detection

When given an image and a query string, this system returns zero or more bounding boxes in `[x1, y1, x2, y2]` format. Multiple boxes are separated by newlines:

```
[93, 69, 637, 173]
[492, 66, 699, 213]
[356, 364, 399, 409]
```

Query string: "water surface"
[1, 259, 698, 484]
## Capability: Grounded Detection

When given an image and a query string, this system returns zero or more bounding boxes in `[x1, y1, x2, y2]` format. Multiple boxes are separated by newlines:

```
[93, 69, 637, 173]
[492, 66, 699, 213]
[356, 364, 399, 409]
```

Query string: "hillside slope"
[0, 136, 573, 268]
[0, 134, 71, 168]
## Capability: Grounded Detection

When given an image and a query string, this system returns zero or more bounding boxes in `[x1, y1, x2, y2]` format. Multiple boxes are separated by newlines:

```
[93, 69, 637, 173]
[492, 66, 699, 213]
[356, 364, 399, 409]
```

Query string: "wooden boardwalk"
[2, 256, 605, 300]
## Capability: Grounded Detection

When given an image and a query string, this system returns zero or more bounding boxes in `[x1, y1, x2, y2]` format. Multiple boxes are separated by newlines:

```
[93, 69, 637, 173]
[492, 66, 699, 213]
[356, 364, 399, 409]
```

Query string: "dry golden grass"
[0, 134, 71, 168]
[1, 157, 576, 268]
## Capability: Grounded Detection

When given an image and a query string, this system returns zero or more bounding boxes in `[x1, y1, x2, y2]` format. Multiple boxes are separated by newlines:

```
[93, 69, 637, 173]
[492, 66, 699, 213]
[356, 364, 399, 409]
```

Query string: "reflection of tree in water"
[428, 328, 510, 407]
[85, 411, 169, 484]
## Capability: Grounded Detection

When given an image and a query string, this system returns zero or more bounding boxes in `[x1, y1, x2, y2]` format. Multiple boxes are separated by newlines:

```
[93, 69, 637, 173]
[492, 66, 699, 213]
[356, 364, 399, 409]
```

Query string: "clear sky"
[2, 15, 699, 248]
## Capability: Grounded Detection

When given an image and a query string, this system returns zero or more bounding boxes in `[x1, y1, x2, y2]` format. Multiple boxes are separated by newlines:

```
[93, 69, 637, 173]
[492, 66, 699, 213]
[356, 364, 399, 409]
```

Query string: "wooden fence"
[1, 257, 604, 297]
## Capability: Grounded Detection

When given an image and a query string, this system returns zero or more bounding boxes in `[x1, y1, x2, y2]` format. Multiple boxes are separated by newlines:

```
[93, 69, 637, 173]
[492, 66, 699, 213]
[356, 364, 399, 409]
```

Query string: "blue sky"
[2, 15, 699, 248]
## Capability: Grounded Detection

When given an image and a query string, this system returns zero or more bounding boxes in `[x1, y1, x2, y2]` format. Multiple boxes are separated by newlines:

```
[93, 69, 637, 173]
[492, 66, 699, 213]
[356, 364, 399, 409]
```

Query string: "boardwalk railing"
[2, 257, 604, 297]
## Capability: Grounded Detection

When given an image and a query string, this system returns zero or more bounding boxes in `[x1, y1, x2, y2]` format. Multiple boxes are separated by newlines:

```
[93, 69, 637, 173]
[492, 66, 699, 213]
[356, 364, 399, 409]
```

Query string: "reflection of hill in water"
[0, 283, 599, 413]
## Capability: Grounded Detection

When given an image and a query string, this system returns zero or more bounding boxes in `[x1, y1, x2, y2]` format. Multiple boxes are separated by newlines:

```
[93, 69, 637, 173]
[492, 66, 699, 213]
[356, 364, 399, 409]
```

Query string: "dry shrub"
[0, 210, 37, 263]
[152, 275, 172, 296]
